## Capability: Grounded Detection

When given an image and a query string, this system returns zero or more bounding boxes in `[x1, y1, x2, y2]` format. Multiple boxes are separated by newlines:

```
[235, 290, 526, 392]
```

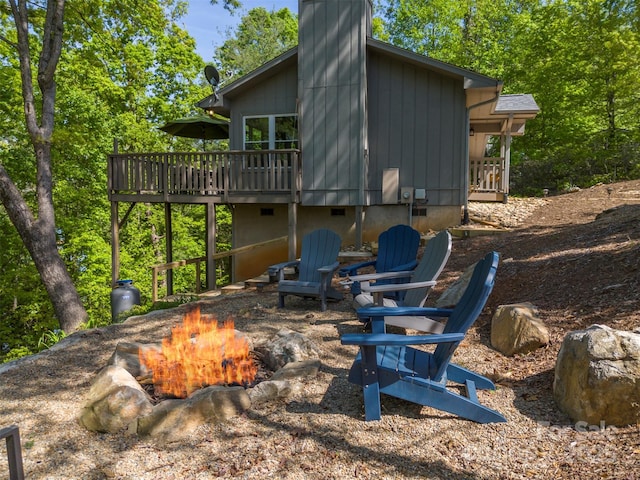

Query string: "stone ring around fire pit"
[79, 327, 321, 441]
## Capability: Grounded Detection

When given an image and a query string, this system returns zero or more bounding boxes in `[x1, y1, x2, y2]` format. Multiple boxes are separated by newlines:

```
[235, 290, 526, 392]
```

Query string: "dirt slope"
[452, 180, 640, 335]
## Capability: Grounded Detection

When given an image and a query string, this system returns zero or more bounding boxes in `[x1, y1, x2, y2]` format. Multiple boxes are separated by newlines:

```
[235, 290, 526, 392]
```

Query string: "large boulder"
[491, 303, 549, 356]
[136, 386, 251, 440]
[553, 324, 640, 426]
[79, 365, 153, 433]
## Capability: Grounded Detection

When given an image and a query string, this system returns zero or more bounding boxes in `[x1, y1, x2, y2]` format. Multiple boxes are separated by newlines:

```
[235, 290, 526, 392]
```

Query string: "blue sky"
[181, 0, 299, 62]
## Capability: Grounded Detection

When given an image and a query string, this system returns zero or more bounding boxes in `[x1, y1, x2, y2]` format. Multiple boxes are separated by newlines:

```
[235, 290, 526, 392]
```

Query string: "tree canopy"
[378, 0, 640, 192]
[0, 0, 216, 360]
[214, 6, 298, 83]
[1, 0, 640, 362]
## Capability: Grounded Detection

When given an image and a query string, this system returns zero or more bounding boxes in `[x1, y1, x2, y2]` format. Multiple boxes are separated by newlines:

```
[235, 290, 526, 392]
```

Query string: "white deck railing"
[469, 157, 505, 193]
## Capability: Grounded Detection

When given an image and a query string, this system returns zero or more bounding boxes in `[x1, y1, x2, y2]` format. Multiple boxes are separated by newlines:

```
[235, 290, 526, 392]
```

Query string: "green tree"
[215, 7, 298, 82]
[508, 0, 640, 192]
[1, 0, 232, 358]
[0, 0, 89, 332]
[378, 0, 640, 193]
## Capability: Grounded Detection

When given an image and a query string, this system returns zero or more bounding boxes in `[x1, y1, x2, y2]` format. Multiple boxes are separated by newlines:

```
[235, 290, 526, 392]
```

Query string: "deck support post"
[111, 201, 120, 287]
[288, 202, 297, 261]
[165, 203, 173, 297]
[206, 202, 217, 291]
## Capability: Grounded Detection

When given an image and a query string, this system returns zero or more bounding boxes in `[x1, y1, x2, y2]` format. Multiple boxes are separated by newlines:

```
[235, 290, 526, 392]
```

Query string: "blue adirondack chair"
[339, 224, 420, 298]
[341, 251, 506, 423]
[268, 229, 343, 312]
[351, 230, 452, 334]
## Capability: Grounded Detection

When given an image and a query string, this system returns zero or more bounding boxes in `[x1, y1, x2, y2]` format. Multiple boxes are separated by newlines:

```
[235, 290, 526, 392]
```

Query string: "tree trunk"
[30, 227, 87, 332]
[1, 0, 87, 332]
[0, 166, 87, 332]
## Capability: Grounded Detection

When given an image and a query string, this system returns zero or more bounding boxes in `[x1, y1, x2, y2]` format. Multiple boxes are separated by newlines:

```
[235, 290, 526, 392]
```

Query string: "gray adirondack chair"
[339, 224, 421, 298]
[268, 229, 343, 312]
[351, 230, 452, 333]
[341, 251, 505, 423]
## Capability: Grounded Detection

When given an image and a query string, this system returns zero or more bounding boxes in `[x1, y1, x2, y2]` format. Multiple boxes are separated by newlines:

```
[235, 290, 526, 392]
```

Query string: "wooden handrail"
[469, 157, 505, 193]
[150, 236, 288, 302]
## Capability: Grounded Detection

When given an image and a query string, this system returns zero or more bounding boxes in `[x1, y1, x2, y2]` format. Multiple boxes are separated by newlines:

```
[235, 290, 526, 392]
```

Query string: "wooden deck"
[108, 149, 301, 204]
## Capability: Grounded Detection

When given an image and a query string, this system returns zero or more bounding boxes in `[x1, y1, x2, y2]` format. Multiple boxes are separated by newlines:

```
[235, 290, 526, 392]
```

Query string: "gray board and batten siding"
[297, 0, 467, 208]
[366, 45, 467, 207]
[298, 0, 371, 207]
[225, 56, 299, 150]
[216, 0, 497, 210]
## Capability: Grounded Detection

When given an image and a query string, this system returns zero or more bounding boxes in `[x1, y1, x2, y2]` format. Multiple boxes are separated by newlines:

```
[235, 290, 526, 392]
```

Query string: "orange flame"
[138, 305, 256, 398]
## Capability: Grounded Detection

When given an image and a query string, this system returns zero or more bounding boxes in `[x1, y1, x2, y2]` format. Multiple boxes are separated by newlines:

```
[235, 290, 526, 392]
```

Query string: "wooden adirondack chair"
[339, 224, 420, 298]
[341, 251, 506, 423]
[352, 230, 452, 334]
[268, 229, 343, 312]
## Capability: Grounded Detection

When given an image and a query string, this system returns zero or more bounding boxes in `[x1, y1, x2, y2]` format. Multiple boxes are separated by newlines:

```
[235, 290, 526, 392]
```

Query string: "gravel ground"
[1, 183, 639, 480]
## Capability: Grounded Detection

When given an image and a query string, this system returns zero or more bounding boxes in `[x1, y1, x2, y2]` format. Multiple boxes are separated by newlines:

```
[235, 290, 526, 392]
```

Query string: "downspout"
[463, 87, 501, 224]
[356, 2, 370, 250]
[503, 114, 514, 201]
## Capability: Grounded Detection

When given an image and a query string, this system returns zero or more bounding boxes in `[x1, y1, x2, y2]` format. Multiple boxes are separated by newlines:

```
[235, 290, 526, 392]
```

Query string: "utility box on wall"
[400, 187, 413, 204]
[382, 168, 399, 204]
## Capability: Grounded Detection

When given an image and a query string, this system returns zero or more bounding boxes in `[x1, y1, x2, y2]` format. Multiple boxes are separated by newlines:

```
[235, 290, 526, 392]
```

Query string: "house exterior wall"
[226, 0, 472, 281]
[231, 203, 460, 281]
[367, 50, 468, 208]
[298, 0, 372, 206]
[232, 204, 354, 280]
[227, 64, 299, 148]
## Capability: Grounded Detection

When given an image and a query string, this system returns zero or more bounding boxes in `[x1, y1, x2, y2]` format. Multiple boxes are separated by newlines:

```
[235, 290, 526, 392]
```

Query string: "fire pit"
[79, 305, 321, 440]
[138, 307, 258, 399]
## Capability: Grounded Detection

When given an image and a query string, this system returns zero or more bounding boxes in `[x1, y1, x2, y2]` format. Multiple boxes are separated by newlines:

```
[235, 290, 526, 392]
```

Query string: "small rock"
[254, 329, 321, 370]
[436, 262, 476, 308]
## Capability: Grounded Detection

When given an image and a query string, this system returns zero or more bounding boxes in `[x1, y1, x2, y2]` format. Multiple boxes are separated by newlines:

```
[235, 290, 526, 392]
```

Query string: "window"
[244, 115, 298, 150]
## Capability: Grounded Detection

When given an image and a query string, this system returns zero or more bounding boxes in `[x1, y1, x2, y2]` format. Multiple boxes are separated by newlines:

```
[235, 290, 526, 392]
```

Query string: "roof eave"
[217, 47, 298, 98]
[366, 38, 502, 90]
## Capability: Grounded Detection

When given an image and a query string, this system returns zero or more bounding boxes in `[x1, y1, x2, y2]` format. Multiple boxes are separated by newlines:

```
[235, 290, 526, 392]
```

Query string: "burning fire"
[138, 305, 257, 398]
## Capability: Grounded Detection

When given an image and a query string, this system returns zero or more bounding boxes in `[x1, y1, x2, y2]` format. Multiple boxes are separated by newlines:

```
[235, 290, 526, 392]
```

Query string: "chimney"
[297, 0, 372, 205]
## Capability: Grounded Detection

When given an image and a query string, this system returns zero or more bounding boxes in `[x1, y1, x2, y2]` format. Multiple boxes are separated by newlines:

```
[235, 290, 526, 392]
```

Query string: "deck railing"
[469, 157, 505, 193]
[108, 149, 301, 202]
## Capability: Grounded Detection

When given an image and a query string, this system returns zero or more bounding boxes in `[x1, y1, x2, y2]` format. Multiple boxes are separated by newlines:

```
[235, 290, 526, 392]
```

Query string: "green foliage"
[0, 0, 216, 360]
[215, 7, 298, 82]
[2, 346, 34, 364]
[37, 330, 67, 351]
[379, 0, 640, 193]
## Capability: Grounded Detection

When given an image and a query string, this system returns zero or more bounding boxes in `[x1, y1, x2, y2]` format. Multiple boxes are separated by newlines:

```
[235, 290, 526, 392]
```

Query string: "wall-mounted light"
[196, 95, 218, 117]
[469, 127, 475, 136]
